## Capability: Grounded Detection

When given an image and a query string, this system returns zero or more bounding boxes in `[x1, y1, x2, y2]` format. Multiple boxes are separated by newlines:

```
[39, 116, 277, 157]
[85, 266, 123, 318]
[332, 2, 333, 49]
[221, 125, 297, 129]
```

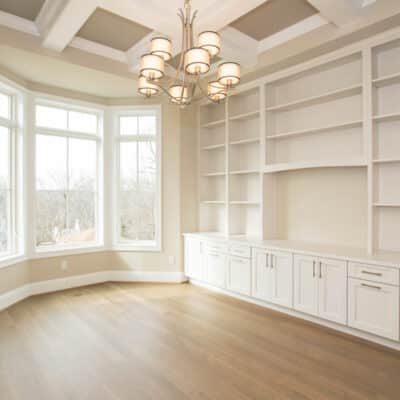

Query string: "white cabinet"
[252, 248, 293, 308]
[348, 278, 399, 341]
[252, 248, 270, 301]
[294, 255, 347, 324]
[184, 237, 204, 280]
[204, 251, 227, 288]
[318, 257, 348, 324]
[294, 254, 319, 316]
[227, 256, 251, 296]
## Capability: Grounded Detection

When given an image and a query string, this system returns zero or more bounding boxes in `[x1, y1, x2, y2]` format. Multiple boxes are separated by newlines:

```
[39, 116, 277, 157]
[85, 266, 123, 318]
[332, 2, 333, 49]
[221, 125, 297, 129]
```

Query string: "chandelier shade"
[169, 85, 190, 104]
[208, 81, 227, 102]
[138, 76, 160, 97]
[198, 31, 221, 57]
[140, 53, 165, 80]
[184, 47, 210, 75]
[137, 0, 240, 105]
[150, 37, 172, 61]
[218, 62, 241, 87]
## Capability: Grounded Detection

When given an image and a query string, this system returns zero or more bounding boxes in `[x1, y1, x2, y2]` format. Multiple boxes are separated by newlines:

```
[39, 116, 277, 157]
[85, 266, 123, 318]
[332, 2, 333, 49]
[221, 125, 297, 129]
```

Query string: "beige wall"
[29, 252, 111, 283]
[0, 261, 30, 295]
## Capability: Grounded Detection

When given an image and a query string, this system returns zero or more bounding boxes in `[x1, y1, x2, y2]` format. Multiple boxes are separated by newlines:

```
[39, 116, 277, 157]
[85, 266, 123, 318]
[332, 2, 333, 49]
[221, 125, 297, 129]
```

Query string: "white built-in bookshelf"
[197, 30, 400, 255]
[372, 38, 400, 253]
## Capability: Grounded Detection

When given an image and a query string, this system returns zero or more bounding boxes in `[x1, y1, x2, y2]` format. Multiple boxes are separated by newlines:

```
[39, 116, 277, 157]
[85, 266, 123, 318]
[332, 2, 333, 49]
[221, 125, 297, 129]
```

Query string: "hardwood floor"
[0, 282, 399, 400]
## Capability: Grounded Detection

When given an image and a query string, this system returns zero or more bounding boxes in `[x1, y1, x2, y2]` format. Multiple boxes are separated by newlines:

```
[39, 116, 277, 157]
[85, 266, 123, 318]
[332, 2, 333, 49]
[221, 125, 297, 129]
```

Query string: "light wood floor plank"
[0, 282, 399, 400]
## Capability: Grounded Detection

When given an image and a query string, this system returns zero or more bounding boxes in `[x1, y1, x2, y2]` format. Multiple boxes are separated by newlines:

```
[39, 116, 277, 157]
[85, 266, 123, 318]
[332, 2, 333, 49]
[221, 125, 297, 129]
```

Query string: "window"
[115, 108, 161, 249]
[0, 90, 21, 260]
[35, 102, 102, 251]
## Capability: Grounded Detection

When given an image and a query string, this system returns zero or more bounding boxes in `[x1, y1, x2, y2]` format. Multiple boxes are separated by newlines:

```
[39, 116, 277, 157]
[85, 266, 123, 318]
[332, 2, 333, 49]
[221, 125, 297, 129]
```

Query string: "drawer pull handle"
[361, 270, 382, 277]
[319, 261, 322, 279]
[313, 261, 316, 278]
[265, 254, 269, 269]
[361, 283, 382, 290]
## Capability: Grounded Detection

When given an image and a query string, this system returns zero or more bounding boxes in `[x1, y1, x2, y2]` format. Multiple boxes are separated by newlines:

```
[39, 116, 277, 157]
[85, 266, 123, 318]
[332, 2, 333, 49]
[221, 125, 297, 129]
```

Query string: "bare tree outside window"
[118, 114, 159, 245]
[35, 105, 99, 249]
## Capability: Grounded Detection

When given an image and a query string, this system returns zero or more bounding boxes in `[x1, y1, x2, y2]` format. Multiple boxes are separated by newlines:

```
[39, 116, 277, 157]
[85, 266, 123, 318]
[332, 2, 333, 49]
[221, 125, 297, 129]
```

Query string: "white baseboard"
[0, 270, 187, 312]
[190, 279, 400, 352]
[0, 284, 31, 312]
[29, 271, 110, 296]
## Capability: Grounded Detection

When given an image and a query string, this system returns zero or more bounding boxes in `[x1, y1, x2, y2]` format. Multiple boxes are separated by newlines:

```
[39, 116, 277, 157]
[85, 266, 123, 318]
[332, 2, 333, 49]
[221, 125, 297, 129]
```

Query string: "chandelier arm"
[144, 77, 179, 101]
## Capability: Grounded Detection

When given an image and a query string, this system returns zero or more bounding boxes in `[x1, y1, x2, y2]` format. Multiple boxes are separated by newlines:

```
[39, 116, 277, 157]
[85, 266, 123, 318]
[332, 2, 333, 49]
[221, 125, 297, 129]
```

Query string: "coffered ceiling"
[230, 0, 317, 41]
[77, 8, 152, 52]
[0, 0, 45, 21]
[0, 0, 399, 98]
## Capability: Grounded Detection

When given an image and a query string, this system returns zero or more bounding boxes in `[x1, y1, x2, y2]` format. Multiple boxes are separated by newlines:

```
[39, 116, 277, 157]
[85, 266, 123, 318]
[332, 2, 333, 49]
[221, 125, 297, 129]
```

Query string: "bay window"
[34, 101, 102, 251]
[115, 108, 161, 250]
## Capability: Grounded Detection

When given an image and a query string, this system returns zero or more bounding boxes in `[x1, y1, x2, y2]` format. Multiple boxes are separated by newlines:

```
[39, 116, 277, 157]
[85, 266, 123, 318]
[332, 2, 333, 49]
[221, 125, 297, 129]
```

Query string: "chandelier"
[137, 0, 241, 106]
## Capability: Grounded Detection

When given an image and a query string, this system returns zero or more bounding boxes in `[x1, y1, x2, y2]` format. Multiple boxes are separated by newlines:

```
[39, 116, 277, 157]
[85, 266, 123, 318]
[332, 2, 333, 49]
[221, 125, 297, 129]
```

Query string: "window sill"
[0, 254, 27, 270]
[112, 243, 162, 253]
[33, 244, 106, 259]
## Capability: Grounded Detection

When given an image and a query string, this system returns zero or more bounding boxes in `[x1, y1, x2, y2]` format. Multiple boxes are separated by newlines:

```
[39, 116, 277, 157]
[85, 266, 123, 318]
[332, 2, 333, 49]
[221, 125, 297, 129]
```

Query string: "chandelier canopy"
[138, 0, 241, 106]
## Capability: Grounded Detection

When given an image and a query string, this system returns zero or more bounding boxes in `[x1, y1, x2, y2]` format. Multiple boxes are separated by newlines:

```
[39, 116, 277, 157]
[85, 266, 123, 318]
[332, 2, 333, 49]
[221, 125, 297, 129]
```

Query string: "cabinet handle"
[265, 253, 269, 268]
[361, 270, 382, 277]
[270, 255, 274, 269]
[313, 261, 316, 277]
[361, 283, 382, 290]
[319, 262, 322, 279]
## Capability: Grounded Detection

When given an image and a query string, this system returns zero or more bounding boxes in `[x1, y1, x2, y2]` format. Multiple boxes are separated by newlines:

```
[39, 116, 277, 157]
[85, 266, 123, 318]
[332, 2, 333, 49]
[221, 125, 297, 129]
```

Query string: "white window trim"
[0, 83, 24, 266]
[112, 105, 162, 252]
[32, 98, 105, 256]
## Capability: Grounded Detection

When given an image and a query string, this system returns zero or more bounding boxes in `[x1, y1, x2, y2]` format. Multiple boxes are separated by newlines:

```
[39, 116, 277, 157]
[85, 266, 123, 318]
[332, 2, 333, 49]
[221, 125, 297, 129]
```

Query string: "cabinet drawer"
[206, 242, 228, 254]
[348, 278, 399, 341]
[229, 244, 251, 258]
[349, 262, 399, 286]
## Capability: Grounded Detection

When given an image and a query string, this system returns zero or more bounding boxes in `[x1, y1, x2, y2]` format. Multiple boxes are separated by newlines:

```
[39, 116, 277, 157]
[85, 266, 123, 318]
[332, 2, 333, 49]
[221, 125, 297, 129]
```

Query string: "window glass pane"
[0, 190, 10, 254]
[67, 191, 96, 244]
[36, 191, 66, 247]
[68, 111, 97, 134]
[138, 116, 156, 135]
[120, 116, 138, 136]
[138, 141, 156, 187]
[0, 127, 10, 190]
[120, 191, 155, 241]
[0, 93, 10, 119]
[69, 138, 97, 191]
[120, 142, 137, 190]
[36, 105, 67, 130]
[36, 135, 67, 190]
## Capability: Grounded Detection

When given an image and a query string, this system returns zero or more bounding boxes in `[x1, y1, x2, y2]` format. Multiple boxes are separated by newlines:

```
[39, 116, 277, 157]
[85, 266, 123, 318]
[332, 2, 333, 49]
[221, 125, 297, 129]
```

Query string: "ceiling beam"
[38, 0, 99, 52]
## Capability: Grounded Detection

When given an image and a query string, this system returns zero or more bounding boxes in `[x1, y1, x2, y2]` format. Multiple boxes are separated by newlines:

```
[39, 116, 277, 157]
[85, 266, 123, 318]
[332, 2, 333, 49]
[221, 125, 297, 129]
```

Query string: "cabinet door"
[252, 248, 271, 301]
[294, 254, 318, 316]
[270, 251, 293, 308]
[227, 256, 251, 296]
[318, 258, 347, 324]
[348, 278, 400, 341]
[184, 238, 203, 280]
[205, 252, 226, 288]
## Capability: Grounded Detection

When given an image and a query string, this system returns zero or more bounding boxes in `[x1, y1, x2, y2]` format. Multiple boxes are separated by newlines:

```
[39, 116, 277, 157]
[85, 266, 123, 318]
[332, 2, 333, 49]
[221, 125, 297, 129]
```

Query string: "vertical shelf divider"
[363, 48, 374, 254]
[225, 97, 230, 237]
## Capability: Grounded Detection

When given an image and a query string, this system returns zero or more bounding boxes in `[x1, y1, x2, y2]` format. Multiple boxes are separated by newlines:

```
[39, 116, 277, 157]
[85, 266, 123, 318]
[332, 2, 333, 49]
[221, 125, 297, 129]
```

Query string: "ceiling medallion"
[138, 0, 241, 106]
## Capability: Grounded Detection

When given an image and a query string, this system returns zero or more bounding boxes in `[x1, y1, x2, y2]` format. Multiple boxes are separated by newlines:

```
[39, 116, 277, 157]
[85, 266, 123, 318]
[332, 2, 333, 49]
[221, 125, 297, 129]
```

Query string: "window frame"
[33, 98, 104, 256]
[0, 84, 24, 266]
[113, 105, 162, 252]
